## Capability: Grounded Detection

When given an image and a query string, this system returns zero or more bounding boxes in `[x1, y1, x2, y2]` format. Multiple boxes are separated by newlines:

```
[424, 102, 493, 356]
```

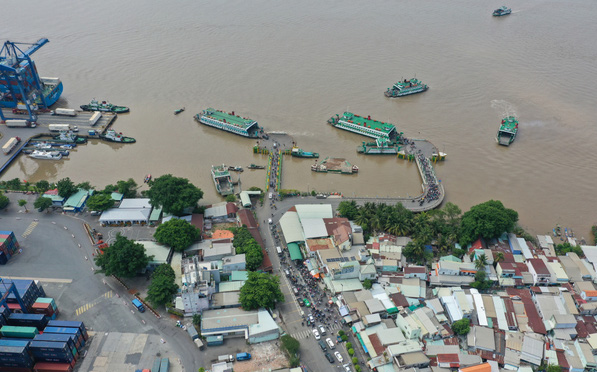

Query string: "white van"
[276, 246, 282, 255]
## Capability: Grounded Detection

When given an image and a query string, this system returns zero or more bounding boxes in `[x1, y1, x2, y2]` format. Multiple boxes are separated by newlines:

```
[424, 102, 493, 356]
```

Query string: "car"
[324, 352, 334, 363]
[334, 351, 343, 363]
[268, 218, 273, 224]
[343, 363, 352, 372]
[292, 287, 299, 295]
[319, 325, 326, 335]
[325, 337, 335, 350]
[318, 340, 327, 351]
[303, 298, 311, 307]
[285, 269, 290, 276]
[312, 329, 320, 340]
[269, 192, 273, 199]
[299, 299, 305, 307]
[308, 314, 315, 323]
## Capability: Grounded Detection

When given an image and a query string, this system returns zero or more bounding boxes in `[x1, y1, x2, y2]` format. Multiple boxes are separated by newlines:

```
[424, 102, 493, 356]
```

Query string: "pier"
[0, 109, 117, 175]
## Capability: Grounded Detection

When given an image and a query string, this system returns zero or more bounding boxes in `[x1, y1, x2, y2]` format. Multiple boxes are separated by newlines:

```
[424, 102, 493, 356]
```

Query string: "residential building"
[222, 254, 246, 272]
[527, 258, 551, 285]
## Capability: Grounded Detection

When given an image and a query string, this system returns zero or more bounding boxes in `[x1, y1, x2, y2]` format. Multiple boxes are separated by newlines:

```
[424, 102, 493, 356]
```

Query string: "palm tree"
[494, 252, 505, 266]
[475, 254, 488, 271]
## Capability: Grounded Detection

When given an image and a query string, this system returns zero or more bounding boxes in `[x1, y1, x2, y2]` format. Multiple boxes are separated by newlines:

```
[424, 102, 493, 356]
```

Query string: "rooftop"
[339, 112, 396, 135]
[203, 108, 257, 129]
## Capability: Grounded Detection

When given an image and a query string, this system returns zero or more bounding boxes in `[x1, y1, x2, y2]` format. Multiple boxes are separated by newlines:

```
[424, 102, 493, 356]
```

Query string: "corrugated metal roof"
[295, 204, 333, 220]
[119, 198, 151, 209]
[279, 211, 304, 243]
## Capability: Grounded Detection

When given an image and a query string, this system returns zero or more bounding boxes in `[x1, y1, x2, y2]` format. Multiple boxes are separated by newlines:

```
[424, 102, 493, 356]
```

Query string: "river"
[2, 0, 597, 237]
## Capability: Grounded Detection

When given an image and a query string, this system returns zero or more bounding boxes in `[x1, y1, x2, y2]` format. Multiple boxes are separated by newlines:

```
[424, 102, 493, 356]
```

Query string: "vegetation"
[35, 180, 50, 194]
[94, 234, 152, 277]
[452, 319, 471, 335]
[154, 219, 200, 252]
[355, 365, 361, 372]
[471, 270, 492, 291]
[18, 199, 28, 212]
[0, 194, 9, 209]
[147, 264, 178, 307]
[103, 178, 138, 198]
[593, 225, 597, 245]
[76, 181, 93, 191]
[281, 334, 300, 355]
[239, 272, 284, 310]
[362, 278, 373, 290]
[555, 242, 583, 257]
[346, 342, 353, 349]
[225, 194, 236, 202]
[6, 178, 22, 191]
[147, 174, 203, 216]
[57, 177, 78, 198]
[192, 314, 201, 326]
[86, 193, 115, 212]
[352, 357, 358, 365]
[341, 335, 348, 342]
[546, 365, 562, 372]
[348, 348, 355, 356]
[229, 226, 263, 271]
[34, 197, 53, 212]
[338, 200, 359, 220]
[459, 200, 518, 246]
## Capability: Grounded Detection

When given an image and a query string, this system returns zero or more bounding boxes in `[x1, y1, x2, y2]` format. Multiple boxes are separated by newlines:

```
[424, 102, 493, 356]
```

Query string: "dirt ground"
[232, 341, 289, 372]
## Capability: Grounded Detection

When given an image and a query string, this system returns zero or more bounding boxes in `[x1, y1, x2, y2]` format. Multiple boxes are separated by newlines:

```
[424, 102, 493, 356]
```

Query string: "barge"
[357, 138, 402, 155]
[81, 99, 129, 113]
[291, 147, 319, 158]
[385, 78, 428, 97]
[195, 109, 262, 138]
[211, 164, 234, 196]
[496, 116, 518, 146]
[328, 112, 397, 140]
[311, 157, 358, 174]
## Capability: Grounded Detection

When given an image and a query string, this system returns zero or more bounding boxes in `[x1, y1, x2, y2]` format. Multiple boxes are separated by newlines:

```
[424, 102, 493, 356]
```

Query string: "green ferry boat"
[328, 112, 397, 140]
[211, 164, 234, 196]
[357, 138, 402, 155]
[291, 147, 319, 158]
[196, 109, 262, 138]
[496, 116, 518, 146]
[81, 99, 129, 113]
[385, 78, 428, 97]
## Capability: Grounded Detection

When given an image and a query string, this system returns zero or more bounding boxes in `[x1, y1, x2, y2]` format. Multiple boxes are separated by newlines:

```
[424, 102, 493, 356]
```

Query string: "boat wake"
[491, 99, 518, 119]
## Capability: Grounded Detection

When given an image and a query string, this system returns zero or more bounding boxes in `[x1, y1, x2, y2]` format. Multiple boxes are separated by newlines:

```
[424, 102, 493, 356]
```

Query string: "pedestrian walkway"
[21, 221, 38, 238]
[291, 323, 341, 340]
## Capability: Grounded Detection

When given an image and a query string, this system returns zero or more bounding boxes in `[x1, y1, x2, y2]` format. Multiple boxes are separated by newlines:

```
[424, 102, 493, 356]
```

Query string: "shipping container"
[46, 321, 86, 340]
[48, 124, 72, 132]
[160, 358, 169, 372]
[152, 357, 161, 372]
[29, 341, 69, 353]
[8, 313, 48, 330]
[5, 120, 31, 128]
[33, 334, 76, 357]
[1, 366, 34, 372]
[187, 326, 198, 340]
[34, 299, 57, 311]
[34, 361, 73, 372]
[41, 328, 82, 348]
[0, 340, 30, 347]
[89, 111, 102, 126]
[30, 356, 74, 365]
[52, 109, 76, 117]
[0, 326, 39, 338]
[0, 252, 8, 265]
[2, 137, 21, 155]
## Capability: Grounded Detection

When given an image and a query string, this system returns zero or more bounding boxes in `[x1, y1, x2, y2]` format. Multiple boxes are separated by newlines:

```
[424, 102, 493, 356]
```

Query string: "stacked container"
[33, 334, 78, 358]
[0, 231, 19, 265]
[0, 279, 45, 311]
[0, 345, 35, 369]
[0, 326, 39, 338]
[0, 305, 10, 326]
[45, 321, 87, 342]
[34, 362, 73, 372]
[28, 341, 75, 366]
[30, 298, 59, 320]
[40, 328, 83, 349]
[8, 314, 49, 331]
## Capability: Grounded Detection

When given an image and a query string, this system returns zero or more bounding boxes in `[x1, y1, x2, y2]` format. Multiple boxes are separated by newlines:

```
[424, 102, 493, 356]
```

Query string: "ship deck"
[339, 112, 395, 135]
[318, 157, 355, 173]
[203, 109, 256, 129]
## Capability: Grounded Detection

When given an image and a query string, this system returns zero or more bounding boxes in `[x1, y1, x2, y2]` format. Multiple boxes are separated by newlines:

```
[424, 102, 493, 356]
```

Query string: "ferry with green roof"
[327, 112, 397, 140]
[211, 164, 234, 196]
[496, 116, 518, 146]
[357, 137, 402, 155]
[195, 108, 262, 138]
[385, 78, 428, 97]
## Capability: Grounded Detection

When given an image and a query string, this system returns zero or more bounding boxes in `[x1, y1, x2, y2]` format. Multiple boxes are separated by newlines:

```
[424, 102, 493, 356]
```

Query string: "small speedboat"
[144, 174, 152, 183]
[493, 6, 511, 16]
[174, 107, 185, 115]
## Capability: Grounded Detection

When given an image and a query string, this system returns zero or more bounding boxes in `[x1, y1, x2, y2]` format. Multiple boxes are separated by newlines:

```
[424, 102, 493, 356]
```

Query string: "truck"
[49, 124, 78, 132]
[131, 298, 145, 313]
[89, 111, 102, 126]
[52, 108, 77, 117]
[236, 352, 252, 361]
[5, 119, 34, 128]
[194, 338, 204, 350]
[218, 355, 234, 362]
[2, 137, 21, 155]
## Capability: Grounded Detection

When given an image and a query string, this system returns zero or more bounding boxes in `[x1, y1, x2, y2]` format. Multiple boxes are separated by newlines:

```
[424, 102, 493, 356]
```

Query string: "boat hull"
[384, 86, 428, 97]
[196, 114, 261, 138]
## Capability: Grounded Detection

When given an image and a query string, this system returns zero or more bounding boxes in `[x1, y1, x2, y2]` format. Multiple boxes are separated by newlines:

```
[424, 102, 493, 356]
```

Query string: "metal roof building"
[302, 218, 328, 239]
[295, 204, 333, 220]
[99, 207, 151, 225]
[279, 211, 304, 243]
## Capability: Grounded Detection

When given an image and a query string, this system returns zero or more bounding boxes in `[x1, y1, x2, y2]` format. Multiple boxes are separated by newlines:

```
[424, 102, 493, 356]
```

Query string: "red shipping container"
[31, 302, 55, 316]
[7, 302, 26, 312]
[34, 362, 73, 372]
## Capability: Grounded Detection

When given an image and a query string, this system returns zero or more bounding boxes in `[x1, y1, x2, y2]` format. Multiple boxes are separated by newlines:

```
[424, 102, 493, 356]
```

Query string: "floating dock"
[311, 157, 358, 174]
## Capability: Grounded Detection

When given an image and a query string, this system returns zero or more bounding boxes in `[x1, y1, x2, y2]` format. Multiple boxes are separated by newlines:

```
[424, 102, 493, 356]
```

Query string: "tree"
[229, 226, 263, 270]
[225, 194, 236, 203]
[452, 319, 470, 335]
[147, 264, 178, 307]
[34, 197, 53, 212]
[338, 200, 359, 220]
[77, 181, 93, 191]
[355, 365, 361, 372]
[94, 234, 151, 277]
[192, 314, 201, 326]
[6, 178, 21, 191]
[471, 270, 491, 291]
[35, 180, 50, 194]
[116, 178, 138, 198]
[348, 348, 355, 356]
[154, 219, 200, 252]
[281, 334, 300, 355]
[86, 193, 115, 212]
[239, 272, 284, 310]
[245, 247, 264, 271]
[198, 368, 206, 372]
[546, 366, 562, 372]
[352, 357, 358, 365]
[57, 177, 77, 198]
[555, 242, 583, 257]
[346, 342, 353, 349]
[494, 252, 505, 265]
[363, 279, 373, 290]
[18, 199, 28, 212]
[0, 194, 9, 209]
[460, 200, 518, 246]
[147, 174, 203, 216]
[474, 254, 488, 271]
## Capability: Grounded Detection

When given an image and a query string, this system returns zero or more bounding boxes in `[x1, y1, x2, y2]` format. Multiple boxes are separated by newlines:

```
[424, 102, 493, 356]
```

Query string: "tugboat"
[385, 78, 428, 97]
[291, 147, 319, 158]
[496, 116, 518, 146]
[53, 130, 87, 144]
[247, 164, 265, 170]
[493, 6, 511, 16]
[81, 99, 129, 113]
[99, 129, 136, 143]
[174, 107, 185, 115]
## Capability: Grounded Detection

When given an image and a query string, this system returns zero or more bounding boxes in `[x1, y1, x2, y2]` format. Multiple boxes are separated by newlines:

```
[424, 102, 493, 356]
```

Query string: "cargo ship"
[80, 99, 129, 113]
[291, 147, 319, 158]
[493, 6, 511, 16]
[328, 112, 397, 140]
[384, 78, 428, 97]
[100, 129, 136, 143]
[357, 138, 402, 155]
[195, 109, 262, 138]
[496, 116, 518, 146]
[311, 157, 358, 174]
[211, 165, 234, 196]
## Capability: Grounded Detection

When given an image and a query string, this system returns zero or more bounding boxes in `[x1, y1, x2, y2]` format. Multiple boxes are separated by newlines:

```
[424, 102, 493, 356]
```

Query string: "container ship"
[328, 112, 397, 140]
[357, 138, 402, 154]
[195, 109, 262, 138]
[0, 38, 63, 109]
[384, 78, 428, 97]
[496, 116, 518, 146]
[211, 165, 234, 196]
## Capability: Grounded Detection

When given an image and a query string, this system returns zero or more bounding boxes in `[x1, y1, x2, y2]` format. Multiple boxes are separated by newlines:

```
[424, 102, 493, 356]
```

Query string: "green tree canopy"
[6, 178, 22, 190]
[245, 247, 264, 271]
[117, 178, 138, 198]
[77, 181, 93, 191]
[459, 200, 518, 246]
[147, 174, 203, 216]
[338, 200, 359, 220]
[239, 272, 284, 310]
[86, 193, 115, 212]
[18, 199, 28, 212]
[57, 177, 77, 198]
[452, 319, 471, 335]
[229, 226, 263, 271]
[225, 194, 236, 202]
[0, 194, 9, 209]
[147, 264, 178, 307]
[35, 180, 50, 194]
[363, 278, 373, 290]
[555, 242, 583, 257]
[34, 197, 53, 211]
[94, 234, 151, 277]
[546, 366, 562, 372]
[281, 334, 300, 355]
[154, 219, 200, 252]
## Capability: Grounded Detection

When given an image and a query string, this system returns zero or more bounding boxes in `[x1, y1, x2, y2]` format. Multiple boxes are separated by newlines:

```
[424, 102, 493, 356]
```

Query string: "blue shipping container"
[0, 340, 30, 347]
[29, 341, 69, 353]
[47, 320, 87, 339]
[8, 313, 48, 330]
[34, 333, 76, 350]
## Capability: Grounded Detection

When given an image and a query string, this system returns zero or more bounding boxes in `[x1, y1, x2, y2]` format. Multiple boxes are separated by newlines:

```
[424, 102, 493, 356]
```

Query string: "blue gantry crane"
[0, 38, 63, 122]
[0, 278, 28, 313]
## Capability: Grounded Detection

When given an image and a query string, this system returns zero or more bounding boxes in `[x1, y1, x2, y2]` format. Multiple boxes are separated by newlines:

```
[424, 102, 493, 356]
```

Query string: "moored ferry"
[291, 147, 319, 158]
[385, 78, 428, 97]
[328, 112, 397, 140]
[195, 109, 262, 138]
[211, 164, 234, 196]
[357, 137, 402, 154]
[496, 116, 518, 146]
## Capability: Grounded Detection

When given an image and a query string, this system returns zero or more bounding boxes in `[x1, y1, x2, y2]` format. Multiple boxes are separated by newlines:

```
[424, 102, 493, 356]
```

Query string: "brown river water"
[2, 0, 597, 237]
